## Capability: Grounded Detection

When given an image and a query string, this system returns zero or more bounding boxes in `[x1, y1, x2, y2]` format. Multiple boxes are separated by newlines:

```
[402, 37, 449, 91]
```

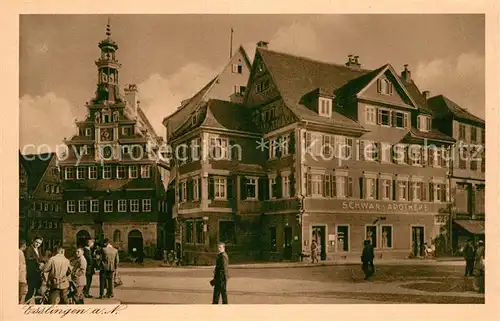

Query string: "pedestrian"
[361, 239, 375, 280]
[25, 236, 45, 303]
[71, 248, 87, 304]
[463, 238, 475, 277]
[163, 249, 168, 264]
[83, 238, 95, 298]
[42, 246, 71, 304]
[211, 242, 229, 304]
[473, 240, 485, 293]
[310, 240, 318, 263]
[99, 238, 119, 299]
[19, 239, 28, 304]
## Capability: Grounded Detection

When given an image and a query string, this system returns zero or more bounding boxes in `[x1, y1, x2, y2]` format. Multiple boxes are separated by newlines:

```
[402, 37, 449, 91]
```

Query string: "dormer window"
[377, 78, 393, 95]
[319, 98, 332, 118]
[191, 111, 198, 126]
[232, 63, 243, 74]
[85, 128, 92, 136]
[417, 115, 432, 132]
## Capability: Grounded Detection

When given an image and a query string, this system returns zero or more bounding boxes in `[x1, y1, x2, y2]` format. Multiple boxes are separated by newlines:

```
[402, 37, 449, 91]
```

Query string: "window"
[432, 183, 447, 202]
[210, 137, 228, 160]
[118, 200, 127, 212]
[410, 146, 422, 166]
[282, 176, 290, 198]
[219, 221, 236, 244]
[44, 202, 49, 211]
[471, 127, 477, 142]
[458, 147, 467, 169]
[365, 142, 379, 161]
[130, 199, 140, 212]
[104, 200, 113, 213]
[142, 199, 152, 212]
[365, 106, 376, 124]
[381, 179, 391, 200]
[185, 221, 194, 243]
[322, 135, 333, 158]
[319, 98, 332, 117]
[191, 138, 200, 161]
[411, 181, 422, 201]
[76, 167, 85, 180]
[378, 109, 391, 126]
[180, 180, 187, 202]
[67, 200, 76, 213]
[282, 135, 289, 156]
[64, 168, 74, 180]
[470, 148, 478, 171]
[398, 180, 408, 201]
[392, 144, 406, 164]
[116, 166, 127, 179]
[232, 63, 242, 74]
[337, 226, 349, 252]
[85, 128, 92, 136]
[141, 165, 151, 178]
[336, 176, 346, 198]
[193, 178, 200, 200]
[365, 225, 377, 248]
[311, 174, 323, 197]
[377, 78, 393, 95]
[129, 166, 138, 178]
[417, 115, 431, 132]
[459, 123, 466, 140]
[88, 166, 97, 179]
[394, 111, 408, 129]
[113, 230, 121, 243]
[78, 200, 87, 213]
[214, 177, 226, 199]
[246, 178, 258, 199]
[269, 139, 277, 159]
[269, 177, 277, 199]
[365, 178, 376, 199]
[381, 226, 393, 248]
[90, 200, 99, 213]
[195, 220, 205, 244]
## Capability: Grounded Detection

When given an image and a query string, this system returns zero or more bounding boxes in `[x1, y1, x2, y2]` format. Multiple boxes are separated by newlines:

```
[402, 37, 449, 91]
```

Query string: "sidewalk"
[117, 258, 464, 272]
[84, 297, 121, 305]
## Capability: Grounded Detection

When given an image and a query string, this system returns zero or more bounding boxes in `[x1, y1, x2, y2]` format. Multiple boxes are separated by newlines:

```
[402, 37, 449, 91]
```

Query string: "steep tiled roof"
[400, 79, 433, 115]
[20, 153, 55, 191]
[406, 127, 455, 143]
[204, 99, 259, 133]
[258, 48, 367, 130]
[63, 178, 155, 191]
[427, 95, 485, 125]
[335, 64, 388, 101]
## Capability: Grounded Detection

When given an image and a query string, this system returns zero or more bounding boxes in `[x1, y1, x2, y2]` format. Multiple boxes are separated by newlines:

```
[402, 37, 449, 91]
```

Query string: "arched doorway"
[128, 229, 143, 256]
[76, 230, 91, 248]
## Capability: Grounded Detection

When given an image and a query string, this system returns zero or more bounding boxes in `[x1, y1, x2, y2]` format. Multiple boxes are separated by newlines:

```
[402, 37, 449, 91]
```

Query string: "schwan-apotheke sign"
[341, 200, 435, 213]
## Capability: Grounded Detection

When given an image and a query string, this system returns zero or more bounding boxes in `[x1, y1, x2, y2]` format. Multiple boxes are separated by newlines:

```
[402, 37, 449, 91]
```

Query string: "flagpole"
[230, 27, 234, 59]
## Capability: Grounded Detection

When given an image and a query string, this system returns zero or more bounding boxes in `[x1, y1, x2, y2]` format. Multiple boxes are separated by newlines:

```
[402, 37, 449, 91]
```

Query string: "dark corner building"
[58, 23, 169, 257]
[19, 152, 63, 252]
[428, 95, 485, 251]
[163, 41, 478, 265]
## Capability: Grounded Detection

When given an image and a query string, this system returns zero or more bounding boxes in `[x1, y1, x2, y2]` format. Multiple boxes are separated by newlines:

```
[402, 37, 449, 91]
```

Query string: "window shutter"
[186, 179, 192, 201]
[421, 148, 427, 167]
[376, 109, 381, 125]
[392, 180, 397, 200]
[276, 136, 282, 158]
[408, 181, 413, 201]
[359, 140, 365, 160]
[403, 113, 408, 128]
[391, 111, 396, 128]
[417, 116, 421, 130]
[421, 182, 426, 201]
[359, 177, 364, 199]
[305, 132, 311, 152]
[289, 132, 296, 154]
[427, 148, 434, 167]
[289, 173, 295, 197]
[389, 83, 394, 95]
[208, 176, 215, 200]
[227, 177, 234, 200]
[240, 176, 247, 200]
[377, 79, 382, 93]
[198, 178, 202, 200]
[376, 178, 380, 200]
[332, 175, 337, 197]
[442, 184, 447, 202]
[347, 177, 353, 198]
[323, 175, 329, 197]
[429, 183, 434, 201]
[276, 175, 282, 198]
[305, 173, 312, 196]
[404, 146, 409, 164]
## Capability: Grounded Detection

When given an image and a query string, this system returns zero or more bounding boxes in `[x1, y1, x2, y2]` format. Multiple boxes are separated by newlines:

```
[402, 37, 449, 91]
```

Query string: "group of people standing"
[462, 238, 485, 292]
[19, 236, 120, 304]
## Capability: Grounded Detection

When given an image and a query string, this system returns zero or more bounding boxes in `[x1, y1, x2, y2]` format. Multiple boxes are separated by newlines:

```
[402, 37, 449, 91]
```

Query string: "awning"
[454, 220, 485, 235]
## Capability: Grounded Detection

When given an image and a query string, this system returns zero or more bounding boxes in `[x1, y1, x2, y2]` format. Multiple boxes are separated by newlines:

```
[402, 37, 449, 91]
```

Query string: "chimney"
[423, 90, 430, 100]
[345, 54, 361, 70]
[401, 64, 412, 83]
[257, 41, 269, 49]
[124, 84, 139, 118]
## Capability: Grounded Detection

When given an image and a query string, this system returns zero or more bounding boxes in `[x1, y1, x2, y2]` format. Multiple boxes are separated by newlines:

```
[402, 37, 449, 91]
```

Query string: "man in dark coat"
[211, 243, 229, 304]
[24, 236, 45, 302]
[463, 239, 476, 277]
[361, 239, 375, 280]
[83, 238, 95, 298]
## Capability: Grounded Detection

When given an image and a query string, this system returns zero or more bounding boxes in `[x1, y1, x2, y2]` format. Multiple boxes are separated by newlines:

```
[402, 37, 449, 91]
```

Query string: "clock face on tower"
[100, 128, 111, 141]
[101, 73, 108, 83]
[102, 146, 113, 158]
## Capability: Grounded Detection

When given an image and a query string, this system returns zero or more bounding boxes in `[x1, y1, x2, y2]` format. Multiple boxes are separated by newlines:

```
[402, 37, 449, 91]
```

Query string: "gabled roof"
[405, 127, 455, 143]
[427, 95, 485, 125]
[335, 64, 388, 102]
[257, 48, 367, 131]
[20, 153, 56, 191]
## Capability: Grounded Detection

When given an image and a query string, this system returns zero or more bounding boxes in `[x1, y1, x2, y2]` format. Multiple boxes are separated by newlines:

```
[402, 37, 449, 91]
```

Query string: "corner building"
[167, 44, 458, 264]
[60, 24, 169, 257]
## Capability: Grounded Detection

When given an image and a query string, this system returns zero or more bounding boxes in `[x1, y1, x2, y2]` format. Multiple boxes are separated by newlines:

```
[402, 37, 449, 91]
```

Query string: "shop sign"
[341, 200, 430, 213]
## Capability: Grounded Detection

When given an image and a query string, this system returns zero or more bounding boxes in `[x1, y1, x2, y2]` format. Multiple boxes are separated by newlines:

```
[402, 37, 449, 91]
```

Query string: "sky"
[19, 14, 485, 153]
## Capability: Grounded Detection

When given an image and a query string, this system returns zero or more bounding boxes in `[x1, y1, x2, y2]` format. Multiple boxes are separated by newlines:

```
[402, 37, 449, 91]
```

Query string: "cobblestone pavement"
[85, 263, 484, 304]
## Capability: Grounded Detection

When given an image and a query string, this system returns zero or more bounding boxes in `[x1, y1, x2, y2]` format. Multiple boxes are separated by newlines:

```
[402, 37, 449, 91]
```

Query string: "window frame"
[118, 199, 127, 212]
[365, 225, 378, 248]
[78, 200, 87, 213]
[104, 200, 113, 213]
[130, 199, 140, 212]
[90, 200, 99, 213]
[141, 165, 151, 178]
[246, 177, 258, 200]
[377, 108, 391, 126]
[142, 199, 152, 212]
[67, 200, 76, 213]
[88, 166, 98, 179]
[318, 97, 332, 118]
[380, 224, 393, 249]
[117, 165, 127, 179]
[336, 224, 350, 252]
[129, 165, 139, 179]
[103, 166, 112, 179]
[76, 167, 86, 180]
[365, 106, 376, 125]
[214, 177, 227, 200]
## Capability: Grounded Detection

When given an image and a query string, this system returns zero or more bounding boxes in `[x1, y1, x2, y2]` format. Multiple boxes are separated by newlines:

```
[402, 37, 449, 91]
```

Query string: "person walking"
[211, 243, 229, 304]
[310, 240, 318, 263]
[19, 239, 28, 304]
[474, 240, 485, 293]
[25, 236, 45, 303]
[361, 240, 375, 280]
[71, 248, 87, 304]
[42, 246, 71, 304]
[463, 239, 476, 277]
[99, 238, 119, 299]
[83, 238, 95, 298]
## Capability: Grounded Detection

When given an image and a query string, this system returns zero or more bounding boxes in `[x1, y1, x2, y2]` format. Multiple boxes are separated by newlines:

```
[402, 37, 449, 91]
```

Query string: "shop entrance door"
[283, 226, 293, 260]
[412, 226, 424, 257]
[312, 225, 326, 260]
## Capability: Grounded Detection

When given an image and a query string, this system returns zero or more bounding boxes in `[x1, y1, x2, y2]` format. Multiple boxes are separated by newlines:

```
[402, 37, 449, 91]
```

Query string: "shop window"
[219, 221, 236, 244]
[195, 220, 205, 244]
[365, 225, 377, 248]
[337, 225, 349, 252]
[381, 226, 393, 248]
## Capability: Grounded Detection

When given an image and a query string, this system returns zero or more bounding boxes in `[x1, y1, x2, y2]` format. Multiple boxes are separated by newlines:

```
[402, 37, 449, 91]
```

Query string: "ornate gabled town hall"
[58, 23, 169, 257]
[166, 41, 485, 264]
